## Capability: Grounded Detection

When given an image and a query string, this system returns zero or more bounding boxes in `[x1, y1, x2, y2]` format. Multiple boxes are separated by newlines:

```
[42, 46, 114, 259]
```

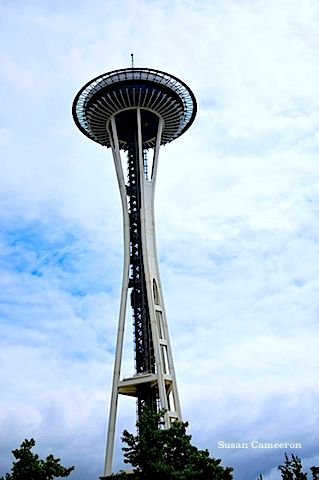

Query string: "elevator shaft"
[126, 124, 157, 417]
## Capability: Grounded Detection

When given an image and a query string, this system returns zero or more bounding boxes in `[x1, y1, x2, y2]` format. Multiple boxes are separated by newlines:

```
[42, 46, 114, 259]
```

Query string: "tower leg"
[104, 118, 130, 476]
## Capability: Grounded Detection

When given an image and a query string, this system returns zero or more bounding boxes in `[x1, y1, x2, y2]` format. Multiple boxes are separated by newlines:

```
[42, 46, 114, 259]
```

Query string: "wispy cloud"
[1, 0, 319, 479]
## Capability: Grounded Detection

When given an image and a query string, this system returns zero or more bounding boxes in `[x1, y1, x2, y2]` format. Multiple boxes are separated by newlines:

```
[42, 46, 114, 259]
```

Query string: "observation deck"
[72, 67, 197, 150]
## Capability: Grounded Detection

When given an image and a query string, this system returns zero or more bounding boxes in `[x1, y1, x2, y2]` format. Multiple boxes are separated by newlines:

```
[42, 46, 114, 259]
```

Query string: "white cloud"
[0, 0, 319, 479]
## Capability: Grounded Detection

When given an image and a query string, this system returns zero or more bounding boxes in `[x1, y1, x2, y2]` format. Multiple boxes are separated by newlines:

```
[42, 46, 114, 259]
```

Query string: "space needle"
[72, 60, 197, 477]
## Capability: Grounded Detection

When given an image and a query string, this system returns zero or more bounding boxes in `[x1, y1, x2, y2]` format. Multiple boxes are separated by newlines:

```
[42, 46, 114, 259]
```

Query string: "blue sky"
[1, 0, 319, 479]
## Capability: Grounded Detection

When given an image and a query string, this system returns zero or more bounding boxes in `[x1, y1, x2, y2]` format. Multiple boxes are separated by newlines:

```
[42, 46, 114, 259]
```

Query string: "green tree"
[279, 453, 308, 480]
[1, 438, 74, 480]
[112, 408, 233, 480]
[310, 467, 319, 480]
[257, 454, 319, 480]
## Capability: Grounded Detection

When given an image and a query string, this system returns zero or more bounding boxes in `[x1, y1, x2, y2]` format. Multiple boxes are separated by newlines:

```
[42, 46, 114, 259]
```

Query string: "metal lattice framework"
[126, 130, 157, 417]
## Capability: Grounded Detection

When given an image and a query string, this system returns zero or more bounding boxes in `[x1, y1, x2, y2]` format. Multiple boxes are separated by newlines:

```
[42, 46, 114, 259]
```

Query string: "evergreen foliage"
[279, 453, 307, 480]
[0, 438, 74, 480]
[310, 467, 319, 480]
[111, 408, 233, 480]
[258, 453, 319, 480]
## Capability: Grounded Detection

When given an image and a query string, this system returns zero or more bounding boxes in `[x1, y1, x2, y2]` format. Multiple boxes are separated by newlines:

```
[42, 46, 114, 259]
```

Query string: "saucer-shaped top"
[72, 68, 197, 150]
